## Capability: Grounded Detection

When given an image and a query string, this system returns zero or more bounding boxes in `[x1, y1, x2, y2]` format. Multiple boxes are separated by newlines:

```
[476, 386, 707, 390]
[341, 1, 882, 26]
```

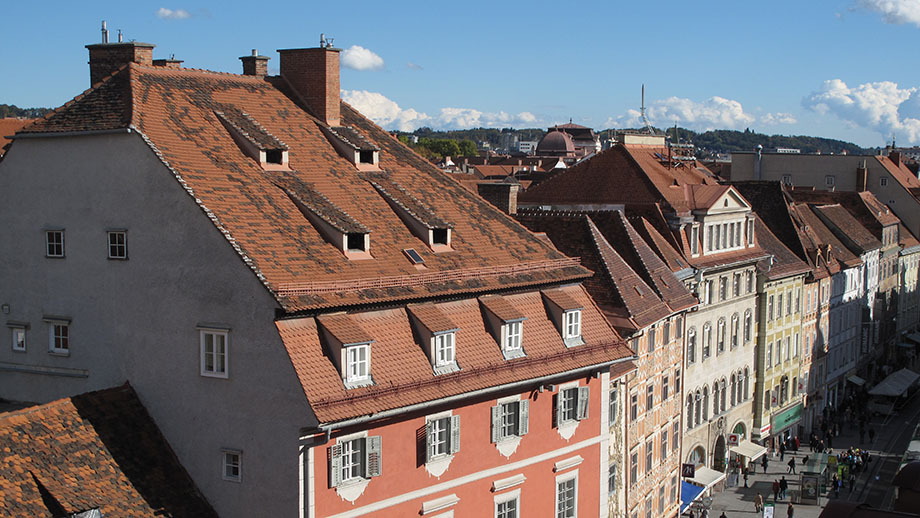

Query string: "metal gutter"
[13, 128, 133, 139]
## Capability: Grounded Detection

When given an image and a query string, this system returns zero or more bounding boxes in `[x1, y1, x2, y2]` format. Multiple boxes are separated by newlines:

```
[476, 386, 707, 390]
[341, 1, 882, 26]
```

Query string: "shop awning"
[868, 368, 920, 397]
[730, 439, 767, 461]
[685, 466, 726, 490]
[907, 333, 920, 345]
[680, 481, 705, 513]
[847, 375, 866, 386]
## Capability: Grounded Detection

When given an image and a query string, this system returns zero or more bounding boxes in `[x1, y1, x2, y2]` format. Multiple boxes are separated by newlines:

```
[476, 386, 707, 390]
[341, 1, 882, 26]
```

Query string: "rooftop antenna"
[101, 20, 109, 43]
[320, 33, 326, 47]
[640, 84, 653, 134]
[117, 29, 123, 43]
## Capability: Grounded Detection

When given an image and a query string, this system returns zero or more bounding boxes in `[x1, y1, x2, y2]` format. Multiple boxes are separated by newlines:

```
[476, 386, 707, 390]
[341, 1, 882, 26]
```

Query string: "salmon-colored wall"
[312, 374, 604, 516]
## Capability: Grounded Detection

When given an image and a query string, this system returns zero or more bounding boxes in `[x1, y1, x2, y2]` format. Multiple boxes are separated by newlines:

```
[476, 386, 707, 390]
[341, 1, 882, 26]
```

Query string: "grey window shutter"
[491, 405, 501, 443]
[518, 399, 529, 436]
[365, 436, 382, 478]
[329, 443, 343, 487]
[450, 415, 461, 454]
[555, 393, 564, 426]
[577, 386, 590, 420]
[424, 421, 433, 463]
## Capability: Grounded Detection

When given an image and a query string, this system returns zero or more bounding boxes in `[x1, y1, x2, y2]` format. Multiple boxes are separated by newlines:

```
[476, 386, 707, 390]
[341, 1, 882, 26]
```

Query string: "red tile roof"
[811, 204, 882, 254]
[0, 384, 217, 518]
[0, 118, 35, 155]
[754, 217, 812, 280]
[277, 285, 630, 423]
[17, 64, 587, 312]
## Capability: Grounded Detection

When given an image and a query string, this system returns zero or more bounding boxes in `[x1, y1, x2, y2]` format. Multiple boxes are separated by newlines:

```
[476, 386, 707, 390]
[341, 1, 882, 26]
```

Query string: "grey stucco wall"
[0, 133, 314, 517]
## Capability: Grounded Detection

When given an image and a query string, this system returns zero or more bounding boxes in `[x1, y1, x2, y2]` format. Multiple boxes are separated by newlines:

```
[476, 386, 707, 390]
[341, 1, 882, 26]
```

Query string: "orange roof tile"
[541, 288, 584, 311]
[407, 303, 459, 333]
[318, 313, 375, 344]
[0, 385, 217, 518]
[479, 294, 527, 322]
[278, 285, 630, 423]
[0, 118, 35, 155]
[18, 64, 587, 312]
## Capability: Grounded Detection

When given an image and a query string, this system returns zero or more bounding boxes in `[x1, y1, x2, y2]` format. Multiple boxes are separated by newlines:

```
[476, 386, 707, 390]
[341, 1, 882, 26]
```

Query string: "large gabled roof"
[0, 385, 217, 518]
[17, 63, 588, 312]
[755, 217, 812, 280]
[811, 204, 882, 255]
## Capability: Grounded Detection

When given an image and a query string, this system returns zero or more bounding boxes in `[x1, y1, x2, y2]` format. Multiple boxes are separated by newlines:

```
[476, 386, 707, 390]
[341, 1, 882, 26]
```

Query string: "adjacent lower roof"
[277, 284, 631, 424]
[0, 384, 217, 518]
[16, 64, 587, 312]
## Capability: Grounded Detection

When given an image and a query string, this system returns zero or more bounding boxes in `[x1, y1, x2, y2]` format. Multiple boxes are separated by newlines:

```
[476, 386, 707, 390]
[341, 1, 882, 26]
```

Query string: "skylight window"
[404, 248, 425, 265]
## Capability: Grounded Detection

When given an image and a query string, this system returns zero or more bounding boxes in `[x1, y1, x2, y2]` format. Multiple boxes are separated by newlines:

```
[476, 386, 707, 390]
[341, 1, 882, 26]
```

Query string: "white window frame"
[107, 230, 128, 259]
[555, 470, 578, 518]
[48, 321, 70, 355]
[492, 396, 529, 443]
[200, 328, 229, 378]
[426, 411, 460, 463]
[494, 488, 521, 518]
[11, 326, 26, 352]
[433, 332, 456, 367]
[45, 230, 64, 258]
[340, 437, 365, 483]
[222, 449, 242, 482]
[503, 321, 522, 352]
[690, 224, 700, 256]
[344, 342, 371, 385]
[564, 310, 581, 341]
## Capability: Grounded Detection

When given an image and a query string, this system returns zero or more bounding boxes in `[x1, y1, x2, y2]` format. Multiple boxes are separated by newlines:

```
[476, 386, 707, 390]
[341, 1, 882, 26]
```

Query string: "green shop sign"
[771, 402, 803, 431]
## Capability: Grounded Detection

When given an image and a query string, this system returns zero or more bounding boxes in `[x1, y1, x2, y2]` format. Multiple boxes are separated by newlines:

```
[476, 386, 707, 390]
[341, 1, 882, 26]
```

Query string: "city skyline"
[3, 0, 920, 147]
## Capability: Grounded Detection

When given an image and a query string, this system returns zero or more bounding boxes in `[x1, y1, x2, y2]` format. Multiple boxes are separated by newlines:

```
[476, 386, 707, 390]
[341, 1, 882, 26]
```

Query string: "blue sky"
[4, 1, 920, 147]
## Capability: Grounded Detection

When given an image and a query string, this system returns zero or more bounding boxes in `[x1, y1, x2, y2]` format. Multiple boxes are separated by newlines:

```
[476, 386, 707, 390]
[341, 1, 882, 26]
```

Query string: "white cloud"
[341, 90, 540, 131]
[605, 97, 755, 131]
[804, 78, 920, 143]
[341, 90, 427, 131]
[856, 0, 920, 27]
[156, 7, 191, 19]
[407, 62, 423, 71]
[761, 112, 798, 125]
[341, 45, 384, 71]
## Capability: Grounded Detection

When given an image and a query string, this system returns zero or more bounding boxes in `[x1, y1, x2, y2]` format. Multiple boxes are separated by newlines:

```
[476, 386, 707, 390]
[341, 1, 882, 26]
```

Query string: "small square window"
[107, 231, 127, 259]
[200, 329, 228, 378]
[49, 323, 69, 354]
[881, 177, 889, 187]
[222, 450, 241, 482]
[46, 230, 64, 258]
[11, 327, 26, 352]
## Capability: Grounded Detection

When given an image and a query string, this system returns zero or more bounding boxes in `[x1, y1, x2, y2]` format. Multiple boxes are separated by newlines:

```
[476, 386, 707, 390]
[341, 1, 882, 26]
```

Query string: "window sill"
[48, 350, 70, 357]
[433, 362, 460, 376]
[344, 377, 375, 389]
[494, 435, 522, 458]
[563, 336, 585, 348]
[200, 371, 229, 379]
[501, 349, 526, 361]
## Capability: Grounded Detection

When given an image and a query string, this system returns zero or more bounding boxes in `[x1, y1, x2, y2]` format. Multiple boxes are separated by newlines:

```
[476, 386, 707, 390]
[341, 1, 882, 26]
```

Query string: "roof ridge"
[134, 62, 266, 79]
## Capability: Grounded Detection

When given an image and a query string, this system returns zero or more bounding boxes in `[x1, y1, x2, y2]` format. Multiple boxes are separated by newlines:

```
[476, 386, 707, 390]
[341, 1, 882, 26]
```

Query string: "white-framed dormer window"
[345, 342, 371, 386]
[564, 310, 581, 342]
[434, 332, 456, 368]
[10, 325, 26, 352]
[47, 320, 70, 355]
[107, 230, 127, 259]
[45, 230, 64, 258]
[222, 449, 242, 482]
[502, 321, 524, 356]
[200, 328, 228, 378]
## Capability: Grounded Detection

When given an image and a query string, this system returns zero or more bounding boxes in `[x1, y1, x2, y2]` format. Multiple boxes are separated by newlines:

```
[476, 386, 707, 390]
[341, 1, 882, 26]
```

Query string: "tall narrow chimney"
[753, 144, 763, 180]
[856, 160, 868, 192]
[86, 39, 155, 86]
[277, 39, 341, 126]
[240, 49, 270, 77]
[890, 151, 902, 168]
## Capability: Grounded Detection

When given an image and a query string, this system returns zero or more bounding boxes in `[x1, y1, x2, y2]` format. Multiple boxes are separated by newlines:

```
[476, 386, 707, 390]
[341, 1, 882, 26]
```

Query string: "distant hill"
[0, 104, 51, 119]
[396, 126, 872, 157]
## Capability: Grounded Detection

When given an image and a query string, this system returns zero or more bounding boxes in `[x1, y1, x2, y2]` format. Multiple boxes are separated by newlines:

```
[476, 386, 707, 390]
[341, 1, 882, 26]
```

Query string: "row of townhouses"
[2, 33, 920, 518]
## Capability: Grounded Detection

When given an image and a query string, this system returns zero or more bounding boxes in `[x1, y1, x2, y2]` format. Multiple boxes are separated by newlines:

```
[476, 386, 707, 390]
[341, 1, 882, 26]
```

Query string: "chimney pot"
[277, 43, 341, 126]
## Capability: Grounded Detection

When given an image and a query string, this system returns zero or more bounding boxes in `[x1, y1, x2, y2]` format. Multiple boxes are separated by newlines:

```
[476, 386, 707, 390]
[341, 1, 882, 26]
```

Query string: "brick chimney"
[891, 151, 902, 168]
[86, 41, 155, 86]
[240, 49, 270, 77]
[477, 182, 520, 215]
[152, 58, 183, 69]
[856, 161, 868, 192]
[278, 37, 340, 126]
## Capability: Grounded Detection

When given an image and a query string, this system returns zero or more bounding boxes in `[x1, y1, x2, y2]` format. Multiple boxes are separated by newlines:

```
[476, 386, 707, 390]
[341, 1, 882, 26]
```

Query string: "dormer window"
[318, 314, 375, 388]
[369, 177, 453, 252]
[565, 310, 581, 341]
[265, 149, 284, 164]
[347, 233, 368, 252]
[503, 321, 523, 352]
[215, 109, 289, 170]
[359, 150, 375, 164]
[408, 303, 461, 374]
[541, 289, 585, 347]
[480, 295, 527, 359]
[321, 126, 381, 170]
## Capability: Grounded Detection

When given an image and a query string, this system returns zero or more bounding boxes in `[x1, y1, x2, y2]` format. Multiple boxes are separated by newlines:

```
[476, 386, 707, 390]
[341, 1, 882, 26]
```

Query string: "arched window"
[687, 395, 694, 431]
[744, 367, 750, 399]
[695, 390, 702, 426]
[712, 382, 719, 416]
[731, 313, 740, 348]
[701, 387, 708, 422]
[730, 374, 737, 406]
[717, 318, 726, 354]
[737, 370, 744, 403]
[720, 379, 727, 412]
[703, 323, 712, 359]
[687, 327, 697, 364]
[689, 446, 706, 468]
[743, 310, 753, 343]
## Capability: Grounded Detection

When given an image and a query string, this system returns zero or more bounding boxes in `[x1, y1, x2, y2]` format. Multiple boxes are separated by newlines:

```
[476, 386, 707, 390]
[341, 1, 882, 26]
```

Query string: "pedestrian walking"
[701, 509, 710, 518]
[780, 441, 786, 461]
[773, 479, 780, 502]
[788, 503, 795, 518]
[754, 493, 764, 513]
[833, 475, 841, 497]
[780, 476, 788, 500]
[720, 513, 727, 518]
[762, 455, 769, 474]
[788, 458, 797, 474]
